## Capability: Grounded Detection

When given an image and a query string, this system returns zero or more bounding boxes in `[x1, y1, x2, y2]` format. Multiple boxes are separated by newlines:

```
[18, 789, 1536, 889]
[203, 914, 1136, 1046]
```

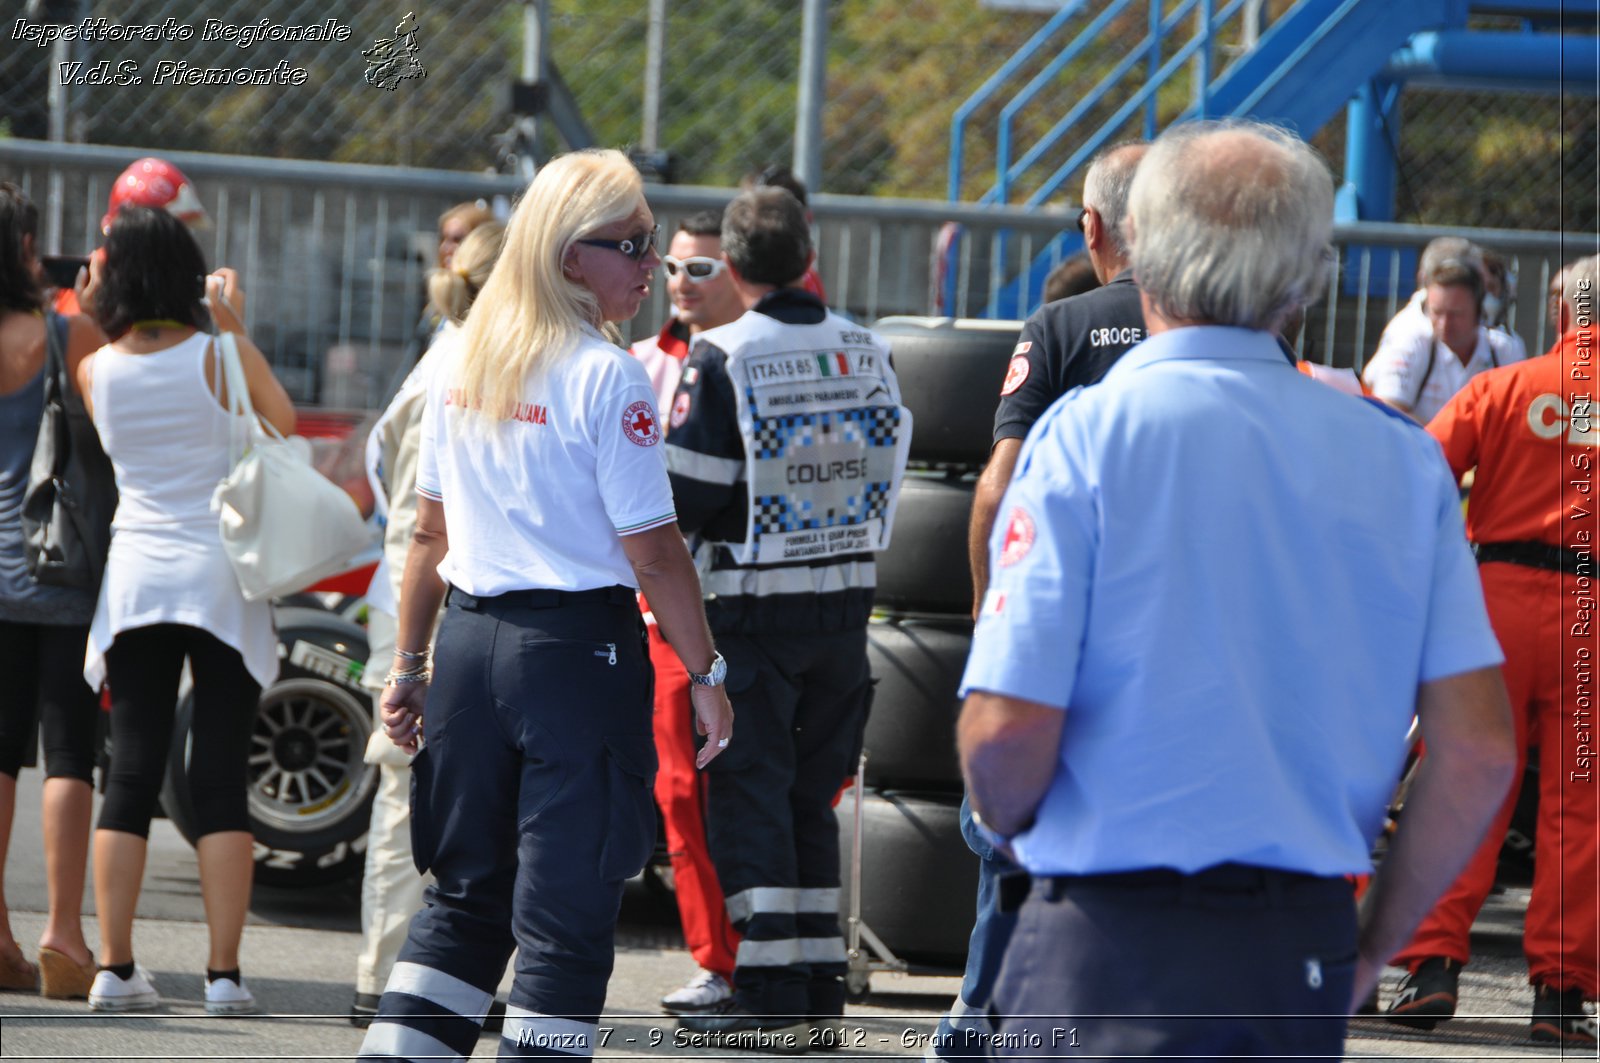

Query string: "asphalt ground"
[0, 781, 1580, 1060]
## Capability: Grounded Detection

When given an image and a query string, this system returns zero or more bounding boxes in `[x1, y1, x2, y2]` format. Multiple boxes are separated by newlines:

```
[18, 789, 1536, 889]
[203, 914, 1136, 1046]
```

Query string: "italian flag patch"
[816, 352, 851, 377]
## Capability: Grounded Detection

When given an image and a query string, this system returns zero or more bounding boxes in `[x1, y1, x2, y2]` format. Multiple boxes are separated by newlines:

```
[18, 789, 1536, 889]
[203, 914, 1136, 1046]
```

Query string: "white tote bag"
[211, 332, 374, 602]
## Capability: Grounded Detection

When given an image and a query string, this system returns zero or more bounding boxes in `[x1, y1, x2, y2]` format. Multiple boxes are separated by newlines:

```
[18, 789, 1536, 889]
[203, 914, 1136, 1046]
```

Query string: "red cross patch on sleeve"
[1000, 354, 1031, 397]
[670, 391, 692, 429]
[622, 400, 660, 447]
[999, 506, 1036, 566]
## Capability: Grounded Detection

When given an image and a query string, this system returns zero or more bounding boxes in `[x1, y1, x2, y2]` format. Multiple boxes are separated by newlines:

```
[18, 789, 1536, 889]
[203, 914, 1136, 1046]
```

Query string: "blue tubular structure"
[1385, 29, 1600, 93]
[993, 0, 1137, 205]
[948, 2, 1084, 204]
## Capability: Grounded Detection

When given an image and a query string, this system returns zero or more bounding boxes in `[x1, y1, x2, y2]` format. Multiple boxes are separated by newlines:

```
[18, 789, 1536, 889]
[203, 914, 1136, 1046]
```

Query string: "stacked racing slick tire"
[839, 318, 1022, 990]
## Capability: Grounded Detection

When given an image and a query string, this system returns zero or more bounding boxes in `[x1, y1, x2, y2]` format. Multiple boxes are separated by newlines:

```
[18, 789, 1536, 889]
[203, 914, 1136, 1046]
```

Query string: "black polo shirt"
[992, 270, 1147, 444]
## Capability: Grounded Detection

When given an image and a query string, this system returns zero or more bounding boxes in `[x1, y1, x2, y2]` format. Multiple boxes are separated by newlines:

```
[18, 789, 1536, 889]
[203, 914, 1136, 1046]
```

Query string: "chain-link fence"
[1, 1, 1591, 225]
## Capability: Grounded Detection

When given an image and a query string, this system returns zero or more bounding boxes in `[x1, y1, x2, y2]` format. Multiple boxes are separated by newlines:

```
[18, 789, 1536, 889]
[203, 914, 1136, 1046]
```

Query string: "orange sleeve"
[1426, 377, 1483, 481]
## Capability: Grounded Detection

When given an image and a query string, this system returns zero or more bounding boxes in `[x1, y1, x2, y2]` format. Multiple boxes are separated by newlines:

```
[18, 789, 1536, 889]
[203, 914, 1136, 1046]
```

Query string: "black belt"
[447, 585, 636, 611]
[1473, 540, 1588, 575]
[1037, 863, 1352, 907]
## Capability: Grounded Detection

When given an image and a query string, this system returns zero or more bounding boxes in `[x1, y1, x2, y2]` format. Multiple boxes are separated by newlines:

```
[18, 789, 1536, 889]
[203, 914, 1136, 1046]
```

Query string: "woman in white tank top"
[75, 206, 294, 1014]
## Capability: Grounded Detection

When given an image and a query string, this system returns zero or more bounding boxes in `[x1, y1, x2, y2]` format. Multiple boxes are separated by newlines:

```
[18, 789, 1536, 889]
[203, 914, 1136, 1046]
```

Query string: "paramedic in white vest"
[668, 187, 912, 1048]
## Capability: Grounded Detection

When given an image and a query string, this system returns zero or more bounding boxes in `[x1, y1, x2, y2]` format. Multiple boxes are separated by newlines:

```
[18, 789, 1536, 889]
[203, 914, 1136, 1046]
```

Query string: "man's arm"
[663, 344, 743, 534]
[958, 691, 1064, 841]
[968, 438, 1023, 618]
[1350, 666, 1518, 1009]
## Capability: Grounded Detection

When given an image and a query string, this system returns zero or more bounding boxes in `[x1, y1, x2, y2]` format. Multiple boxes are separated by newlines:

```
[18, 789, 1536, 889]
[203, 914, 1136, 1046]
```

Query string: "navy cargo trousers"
[359, 586, 656, 1062]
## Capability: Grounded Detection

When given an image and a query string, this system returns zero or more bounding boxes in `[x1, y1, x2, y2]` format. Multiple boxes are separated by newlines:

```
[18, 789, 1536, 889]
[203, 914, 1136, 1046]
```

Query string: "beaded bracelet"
[386, 669, 431, 685]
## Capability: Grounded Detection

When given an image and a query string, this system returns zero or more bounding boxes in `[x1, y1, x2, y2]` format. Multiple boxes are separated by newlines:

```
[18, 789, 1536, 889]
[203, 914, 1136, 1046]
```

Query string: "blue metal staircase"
[947, 0, 1590, 318]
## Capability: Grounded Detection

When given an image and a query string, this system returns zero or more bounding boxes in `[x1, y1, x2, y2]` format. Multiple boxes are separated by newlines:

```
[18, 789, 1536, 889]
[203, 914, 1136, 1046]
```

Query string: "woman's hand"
[75, 247, 104, 319]
[690, 683, 733, 769]
[380, 680, 428, 756]
[206, 267, 246, 331]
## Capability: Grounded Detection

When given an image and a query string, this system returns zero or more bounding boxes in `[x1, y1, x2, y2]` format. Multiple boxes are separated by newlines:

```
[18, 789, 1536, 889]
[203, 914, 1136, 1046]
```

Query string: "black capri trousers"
[98, 623, 260, 839]
[0, 620, 100, 784]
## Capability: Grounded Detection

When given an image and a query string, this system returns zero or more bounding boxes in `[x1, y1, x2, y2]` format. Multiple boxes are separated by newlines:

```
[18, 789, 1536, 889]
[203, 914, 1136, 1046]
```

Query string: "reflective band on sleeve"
[665, 445, 745, 485]
[385, 961, 492, 1019]
[358, 1020, 468, 1062]
[500, 1007, 597, 1058]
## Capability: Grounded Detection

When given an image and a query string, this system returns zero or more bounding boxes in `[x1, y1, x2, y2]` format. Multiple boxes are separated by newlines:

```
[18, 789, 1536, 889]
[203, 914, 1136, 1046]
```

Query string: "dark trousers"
[361, 587, 655, 1062]
[99, 623, 259, 839]
[0, 620, 98, 783]
[704, 629, 871, 1019]
[994, 864, 1357, 1061]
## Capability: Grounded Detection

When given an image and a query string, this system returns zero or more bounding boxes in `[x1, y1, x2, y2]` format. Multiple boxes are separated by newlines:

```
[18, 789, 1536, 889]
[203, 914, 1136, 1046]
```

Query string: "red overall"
[1394, 326, 1600, 997]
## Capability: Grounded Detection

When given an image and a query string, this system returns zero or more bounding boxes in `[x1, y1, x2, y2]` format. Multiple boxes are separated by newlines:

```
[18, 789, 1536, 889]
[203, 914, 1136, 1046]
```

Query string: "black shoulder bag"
[21, 313, 118, 590]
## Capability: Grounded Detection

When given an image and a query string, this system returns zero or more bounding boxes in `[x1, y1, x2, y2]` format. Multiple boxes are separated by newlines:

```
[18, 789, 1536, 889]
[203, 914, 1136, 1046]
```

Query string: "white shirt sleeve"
[592, 357, 678, 536]
[1363, 332, 1432, 409]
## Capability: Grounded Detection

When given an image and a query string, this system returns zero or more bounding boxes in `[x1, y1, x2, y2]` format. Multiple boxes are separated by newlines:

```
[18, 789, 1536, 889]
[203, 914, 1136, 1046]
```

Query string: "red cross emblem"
[622, 400, 660, 447]
[999, 507, 1035, 567]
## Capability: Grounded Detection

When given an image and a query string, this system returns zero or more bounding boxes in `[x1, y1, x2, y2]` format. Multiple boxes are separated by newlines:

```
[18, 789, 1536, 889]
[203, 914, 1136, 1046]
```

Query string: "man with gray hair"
[958, 120, 1516, 1058]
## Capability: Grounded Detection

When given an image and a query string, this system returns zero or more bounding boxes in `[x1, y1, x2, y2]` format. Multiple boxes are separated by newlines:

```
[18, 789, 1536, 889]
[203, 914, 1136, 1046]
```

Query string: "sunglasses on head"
[662, 255, 727, 282]
[576, 223, 660, 262]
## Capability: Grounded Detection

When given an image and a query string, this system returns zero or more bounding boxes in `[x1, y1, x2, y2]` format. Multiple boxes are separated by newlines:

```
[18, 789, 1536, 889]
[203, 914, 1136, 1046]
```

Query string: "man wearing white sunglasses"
[632, 211, 746, 420]
[630, 209, 748, 1017]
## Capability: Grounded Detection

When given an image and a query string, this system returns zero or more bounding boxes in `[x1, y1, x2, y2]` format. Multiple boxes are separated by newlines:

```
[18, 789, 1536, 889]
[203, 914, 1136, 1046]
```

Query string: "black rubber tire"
[876, 472, 975, 615]
[836, 788, 978, 967]
[873, 316, 1023, 466]
[162, 606, 378, 888]
[862, 619, 970, 790]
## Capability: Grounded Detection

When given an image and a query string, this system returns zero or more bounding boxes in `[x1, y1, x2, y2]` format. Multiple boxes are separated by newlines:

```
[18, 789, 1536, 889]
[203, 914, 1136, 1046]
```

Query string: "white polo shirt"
[1362, 324, 1524, 424]
[415, 326, 678, 595]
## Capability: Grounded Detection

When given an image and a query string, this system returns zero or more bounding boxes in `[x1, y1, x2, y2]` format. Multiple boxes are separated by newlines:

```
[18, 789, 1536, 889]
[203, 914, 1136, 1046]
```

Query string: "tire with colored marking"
[872, 316, 1023, 466]
[161, 606, 378, 887]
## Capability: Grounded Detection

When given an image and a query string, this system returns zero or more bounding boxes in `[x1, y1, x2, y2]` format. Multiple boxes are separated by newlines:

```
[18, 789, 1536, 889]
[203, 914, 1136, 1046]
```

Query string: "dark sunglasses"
[1077, 206, 1092, 234]
[662, 255, 727, 282]
[576, 224, 660, 262]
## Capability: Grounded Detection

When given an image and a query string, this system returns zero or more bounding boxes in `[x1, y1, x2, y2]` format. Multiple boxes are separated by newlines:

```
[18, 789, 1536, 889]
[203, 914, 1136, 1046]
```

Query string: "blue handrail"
[992, 0, 1137, 205]
[947, 1, 1085, 203]
[990, 0, 1208, 205]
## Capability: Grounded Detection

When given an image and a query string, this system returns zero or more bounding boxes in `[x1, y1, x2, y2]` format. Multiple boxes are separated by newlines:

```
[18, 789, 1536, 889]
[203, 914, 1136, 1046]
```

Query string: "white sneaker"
[205, 976, 257, 1015]
[88, 965, 159, 1011]
[661, 969, 733, 1013]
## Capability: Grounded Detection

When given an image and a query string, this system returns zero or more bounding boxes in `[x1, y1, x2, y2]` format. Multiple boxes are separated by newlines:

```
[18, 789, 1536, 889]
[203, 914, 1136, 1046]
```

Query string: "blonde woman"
[357, 149, 733, 1060]
[351, 221, 504, 1027]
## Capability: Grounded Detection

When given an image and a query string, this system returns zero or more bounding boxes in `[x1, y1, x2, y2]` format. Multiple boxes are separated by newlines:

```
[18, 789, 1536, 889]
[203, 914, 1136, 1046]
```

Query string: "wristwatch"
[688, 651, 727, 687]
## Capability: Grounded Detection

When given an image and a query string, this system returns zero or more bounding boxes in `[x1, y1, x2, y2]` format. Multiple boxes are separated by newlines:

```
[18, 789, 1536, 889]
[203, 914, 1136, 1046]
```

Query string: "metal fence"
[2, 138, 1583, 414]
[2, 0, 1590, 230]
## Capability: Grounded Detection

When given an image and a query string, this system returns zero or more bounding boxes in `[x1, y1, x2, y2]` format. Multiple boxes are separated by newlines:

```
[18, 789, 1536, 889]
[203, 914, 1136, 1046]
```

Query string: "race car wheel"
[875, 472, 976, 616]
[872, 316, 1023, 467]
[162, 608, 377, 888]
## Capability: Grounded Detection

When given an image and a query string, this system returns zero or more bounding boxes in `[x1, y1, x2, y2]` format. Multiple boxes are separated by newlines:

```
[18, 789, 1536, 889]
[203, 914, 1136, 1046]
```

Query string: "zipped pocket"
[519, 636, 618, 666]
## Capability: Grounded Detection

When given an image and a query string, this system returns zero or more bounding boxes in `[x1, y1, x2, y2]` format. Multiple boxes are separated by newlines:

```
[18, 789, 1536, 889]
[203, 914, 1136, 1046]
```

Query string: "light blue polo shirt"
[961, 326, 1503, 877]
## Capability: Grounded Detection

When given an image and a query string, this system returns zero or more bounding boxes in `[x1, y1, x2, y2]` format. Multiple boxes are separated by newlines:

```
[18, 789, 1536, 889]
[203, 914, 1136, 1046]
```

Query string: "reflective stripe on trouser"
[648, 618, 740, 979]
[359, 590, 655, 1060]
[704, 629, 870, 1018]
[1394, 565, 1599, 997]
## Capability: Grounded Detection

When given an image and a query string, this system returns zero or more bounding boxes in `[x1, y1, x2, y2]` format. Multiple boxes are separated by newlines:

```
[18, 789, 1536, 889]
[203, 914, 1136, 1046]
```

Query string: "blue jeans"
[929, 794, 1020, 1059]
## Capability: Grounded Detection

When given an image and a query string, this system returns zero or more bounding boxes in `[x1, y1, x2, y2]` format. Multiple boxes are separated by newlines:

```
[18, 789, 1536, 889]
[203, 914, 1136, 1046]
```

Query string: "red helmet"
[101, 157, 208, 234]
